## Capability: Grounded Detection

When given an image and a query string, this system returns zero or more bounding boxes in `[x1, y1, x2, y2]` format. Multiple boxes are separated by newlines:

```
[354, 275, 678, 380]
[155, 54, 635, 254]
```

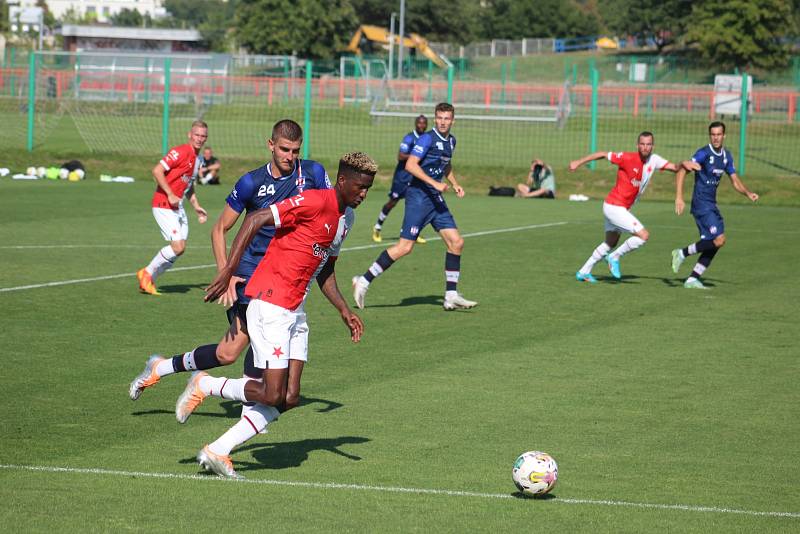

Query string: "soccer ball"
[512, 451, 558, 497]
[26, 166, 36, 176]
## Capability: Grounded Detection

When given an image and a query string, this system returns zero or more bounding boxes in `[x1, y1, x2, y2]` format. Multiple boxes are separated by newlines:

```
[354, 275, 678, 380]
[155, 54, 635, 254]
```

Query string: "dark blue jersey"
[409, 129, 456, 194]
[690, 144, 736, 214]
[393, 130, 420, 182]
[226, 159, 330, 279]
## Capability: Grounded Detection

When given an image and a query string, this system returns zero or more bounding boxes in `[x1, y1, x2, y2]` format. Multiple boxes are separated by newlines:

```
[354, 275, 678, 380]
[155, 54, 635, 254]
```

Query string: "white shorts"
[246, 300, 309, 370]
[152, 206, 189, 241]
[603, 202, 644, 234]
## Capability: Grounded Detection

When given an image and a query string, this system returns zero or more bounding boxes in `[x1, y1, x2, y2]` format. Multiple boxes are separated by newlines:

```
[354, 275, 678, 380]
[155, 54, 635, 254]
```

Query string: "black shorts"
[225, 301, 249, 331]
[528, 190, 555, 199]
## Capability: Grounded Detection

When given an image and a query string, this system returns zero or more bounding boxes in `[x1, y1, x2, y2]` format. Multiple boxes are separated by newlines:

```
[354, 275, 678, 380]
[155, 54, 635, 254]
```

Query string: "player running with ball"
[570, 131, 681, 283]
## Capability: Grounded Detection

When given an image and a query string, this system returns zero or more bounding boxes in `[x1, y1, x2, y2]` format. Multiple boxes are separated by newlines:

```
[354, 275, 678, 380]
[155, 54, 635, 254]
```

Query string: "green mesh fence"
[6, 50, 799, 180]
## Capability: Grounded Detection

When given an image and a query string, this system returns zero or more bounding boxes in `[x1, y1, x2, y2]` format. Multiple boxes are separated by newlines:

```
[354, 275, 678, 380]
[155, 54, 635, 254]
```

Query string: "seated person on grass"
[197, 147, 222, 185]
[516, 159, 555, 199]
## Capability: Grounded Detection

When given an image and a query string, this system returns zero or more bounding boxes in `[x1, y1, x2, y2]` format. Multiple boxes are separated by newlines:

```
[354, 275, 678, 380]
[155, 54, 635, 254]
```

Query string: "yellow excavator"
[346, 25, 447, 68]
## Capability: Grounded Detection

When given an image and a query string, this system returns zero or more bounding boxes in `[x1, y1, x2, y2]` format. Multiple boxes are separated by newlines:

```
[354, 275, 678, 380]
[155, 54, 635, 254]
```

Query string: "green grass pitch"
[0, 176, 798, 531]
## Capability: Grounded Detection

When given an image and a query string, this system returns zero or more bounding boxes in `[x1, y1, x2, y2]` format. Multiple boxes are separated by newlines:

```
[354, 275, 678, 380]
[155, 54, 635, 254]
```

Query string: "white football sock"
[155, 358, 175, 377]
[147, 245, 178, 281]
[610, 236, 646, 260]
[691, 263, 707, 277]
[241, 402, 279, 435]
[579, 242, 611, 274]
[208, 404, 280, 456]
[198, 376, 247, 401]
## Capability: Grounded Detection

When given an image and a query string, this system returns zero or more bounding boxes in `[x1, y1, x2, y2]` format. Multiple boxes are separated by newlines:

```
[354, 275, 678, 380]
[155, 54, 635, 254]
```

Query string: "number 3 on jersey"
[258, 184, 276, 197]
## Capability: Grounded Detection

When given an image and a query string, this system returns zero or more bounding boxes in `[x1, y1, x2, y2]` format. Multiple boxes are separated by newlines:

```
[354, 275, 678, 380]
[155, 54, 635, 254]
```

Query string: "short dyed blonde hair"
[339, 151, 378, 177]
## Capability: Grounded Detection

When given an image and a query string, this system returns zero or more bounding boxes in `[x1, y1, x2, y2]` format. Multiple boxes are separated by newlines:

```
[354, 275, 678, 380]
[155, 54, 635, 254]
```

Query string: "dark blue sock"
[170, 344, 220, 372]
[445, 252, 461, 292]
[193, 344, 221, 370]
[691, 248, 718, 279]
[684, 239, 716, 257]
[363, 250, 395, 283]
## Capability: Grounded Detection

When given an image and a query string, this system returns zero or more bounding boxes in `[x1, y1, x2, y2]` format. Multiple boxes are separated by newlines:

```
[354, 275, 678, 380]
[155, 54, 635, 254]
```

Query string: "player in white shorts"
[137, 121, 208, 295]
[569, 132, 680, 283]
[171, 152, 376, 479]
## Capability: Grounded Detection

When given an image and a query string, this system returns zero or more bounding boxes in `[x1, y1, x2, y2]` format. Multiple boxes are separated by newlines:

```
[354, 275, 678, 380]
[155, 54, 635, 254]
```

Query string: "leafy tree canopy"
[686, 0, 799, 70]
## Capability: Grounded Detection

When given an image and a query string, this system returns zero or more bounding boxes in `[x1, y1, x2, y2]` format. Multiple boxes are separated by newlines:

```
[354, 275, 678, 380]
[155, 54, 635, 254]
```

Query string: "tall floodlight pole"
[388, 12, 396, 80]
[397, 0, 405, 79]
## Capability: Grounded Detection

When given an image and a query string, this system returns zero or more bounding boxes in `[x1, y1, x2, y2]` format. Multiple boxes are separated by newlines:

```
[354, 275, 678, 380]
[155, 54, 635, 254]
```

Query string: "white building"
[8, 0, 167, 24]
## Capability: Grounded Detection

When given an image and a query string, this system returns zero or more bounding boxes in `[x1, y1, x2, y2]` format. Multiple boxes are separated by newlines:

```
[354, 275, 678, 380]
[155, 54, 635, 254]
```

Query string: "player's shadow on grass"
[659, 276, 723, 288]
[594, 274, 724, 288]
[156, 283, 208, 294]
[131, 396, 344, 418]
[180, 436, 370, 471]
[368, 294, 443, 308]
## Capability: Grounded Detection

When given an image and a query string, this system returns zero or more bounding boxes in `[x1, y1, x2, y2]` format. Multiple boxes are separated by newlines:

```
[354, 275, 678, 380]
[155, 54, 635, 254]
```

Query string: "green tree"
[403, 0, 483, 44]
[0, 0, 9, 33]
[162, 0, 237, 51]
[599, 0, 692, 51]
[59, 7, 97, 24]
[686, 0, 799, 70]
[110, 8, 143, 27]
[235, 0, 359, 59]
[36, 0, 56, 29]
[480, 0, 601, 40]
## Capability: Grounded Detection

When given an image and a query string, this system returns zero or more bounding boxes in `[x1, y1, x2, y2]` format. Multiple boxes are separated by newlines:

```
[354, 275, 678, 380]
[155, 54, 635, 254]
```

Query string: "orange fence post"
[268, 78, 273, 105]
[338, 77, 344, 108]
[789, 93, 796, 123]
[709, 94, 715, 119]
[633, 90, 639, 117]
[484, 85, 491, 108]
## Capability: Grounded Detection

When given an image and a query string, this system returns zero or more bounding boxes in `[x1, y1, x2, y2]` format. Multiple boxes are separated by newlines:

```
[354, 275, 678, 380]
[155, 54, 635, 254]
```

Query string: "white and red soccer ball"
[512, 451, 558, 496]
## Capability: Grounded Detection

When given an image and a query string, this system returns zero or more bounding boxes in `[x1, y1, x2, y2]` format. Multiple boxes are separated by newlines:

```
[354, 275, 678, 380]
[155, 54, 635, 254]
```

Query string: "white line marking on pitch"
[0, 244, 156, 249]
[0, 222, 567, 293]
[0, 464, 797, 519]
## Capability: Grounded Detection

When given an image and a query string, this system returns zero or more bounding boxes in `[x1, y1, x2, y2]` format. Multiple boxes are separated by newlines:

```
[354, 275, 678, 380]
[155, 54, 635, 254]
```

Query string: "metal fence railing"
[2, 50, 798, 179]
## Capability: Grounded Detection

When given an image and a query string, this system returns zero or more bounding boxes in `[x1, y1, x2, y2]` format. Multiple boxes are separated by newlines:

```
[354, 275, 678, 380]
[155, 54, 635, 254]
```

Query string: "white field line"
[0, 222, 567, 293]
[0, 464, 797, 519]
[0, 244, 157, 249]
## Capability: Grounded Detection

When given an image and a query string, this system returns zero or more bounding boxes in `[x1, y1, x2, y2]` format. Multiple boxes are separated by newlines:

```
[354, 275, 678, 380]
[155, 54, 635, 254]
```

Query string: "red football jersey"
[151, 143, 199, 209]
[245, 189, 344, 311]
[604, 151, 668, 209]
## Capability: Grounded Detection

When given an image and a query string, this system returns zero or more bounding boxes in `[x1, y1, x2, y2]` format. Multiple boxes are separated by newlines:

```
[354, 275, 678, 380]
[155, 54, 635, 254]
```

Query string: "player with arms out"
[671, 121, 758, 289]
[128, 120, 331, 402]
[570, 131, 681, 283]
[352, 102, 477, 311]
[137, 120, 209, 295]
[372, 115, 428, 244]
[174, 153, 376, 479]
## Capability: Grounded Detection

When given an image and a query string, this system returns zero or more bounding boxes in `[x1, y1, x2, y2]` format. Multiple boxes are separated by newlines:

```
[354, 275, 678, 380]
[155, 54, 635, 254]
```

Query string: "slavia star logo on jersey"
[272, 346, 283, 357]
